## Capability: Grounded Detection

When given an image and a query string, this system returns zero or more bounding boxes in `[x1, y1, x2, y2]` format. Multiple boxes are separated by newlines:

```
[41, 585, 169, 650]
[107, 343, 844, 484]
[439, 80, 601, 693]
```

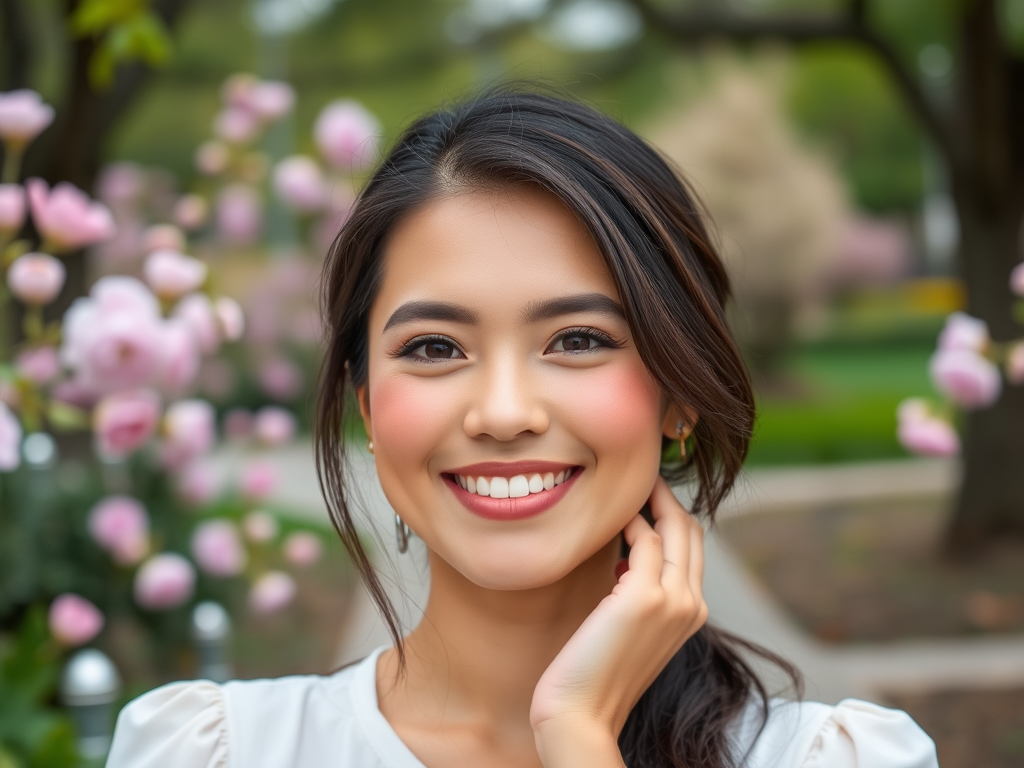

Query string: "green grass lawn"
[748, 340, 936, 465]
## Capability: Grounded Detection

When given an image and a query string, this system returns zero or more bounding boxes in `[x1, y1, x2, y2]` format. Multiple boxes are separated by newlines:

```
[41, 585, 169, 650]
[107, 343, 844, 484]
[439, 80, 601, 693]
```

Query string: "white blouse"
[105, 647, 938, 768]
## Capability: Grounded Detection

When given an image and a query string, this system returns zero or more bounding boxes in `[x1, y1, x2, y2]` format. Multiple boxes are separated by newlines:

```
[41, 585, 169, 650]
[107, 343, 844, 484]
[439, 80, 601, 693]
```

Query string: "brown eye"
[560, 334, 594, 352]
[424, 341, 455, 359]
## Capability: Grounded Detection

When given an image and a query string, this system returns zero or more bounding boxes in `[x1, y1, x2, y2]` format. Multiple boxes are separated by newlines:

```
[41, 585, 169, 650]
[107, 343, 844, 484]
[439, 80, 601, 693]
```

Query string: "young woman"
[107, 90, 938, 768]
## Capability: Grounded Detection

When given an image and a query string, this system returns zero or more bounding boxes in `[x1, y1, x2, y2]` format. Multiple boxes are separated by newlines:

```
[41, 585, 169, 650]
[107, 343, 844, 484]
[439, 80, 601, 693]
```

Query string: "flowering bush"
[0, 76, 376, 716]
[896, 268, 1024, 456]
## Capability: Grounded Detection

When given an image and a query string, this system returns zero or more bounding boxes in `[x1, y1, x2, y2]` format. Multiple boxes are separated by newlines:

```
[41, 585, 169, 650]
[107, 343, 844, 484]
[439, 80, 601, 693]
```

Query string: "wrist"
[533, 716, 624, 768]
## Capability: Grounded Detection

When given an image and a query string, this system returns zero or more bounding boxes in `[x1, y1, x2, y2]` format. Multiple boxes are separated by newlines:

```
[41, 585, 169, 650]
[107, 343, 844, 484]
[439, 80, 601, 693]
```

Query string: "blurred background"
[0, 0, 1022, 766]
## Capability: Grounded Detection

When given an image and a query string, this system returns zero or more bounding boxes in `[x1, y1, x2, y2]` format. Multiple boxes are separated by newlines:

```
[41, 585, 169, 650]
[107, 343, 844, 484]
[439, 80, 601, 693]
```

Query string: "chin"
[435, 530, 611, 591]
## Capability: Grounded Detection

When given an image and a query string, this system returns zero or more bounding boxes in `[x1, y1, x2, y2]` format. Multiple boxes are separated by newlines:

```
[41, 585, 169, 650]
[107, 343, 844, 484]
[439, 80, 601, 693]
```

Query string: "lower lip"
[444, 470, 582, 521]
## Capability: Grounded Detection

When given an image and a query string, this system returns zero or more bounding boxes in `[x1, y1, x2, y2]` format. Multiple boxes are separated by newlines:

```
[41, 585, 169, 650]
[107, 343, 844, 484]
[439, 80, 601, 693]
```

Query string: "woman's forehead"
[373, 187, 621, 323]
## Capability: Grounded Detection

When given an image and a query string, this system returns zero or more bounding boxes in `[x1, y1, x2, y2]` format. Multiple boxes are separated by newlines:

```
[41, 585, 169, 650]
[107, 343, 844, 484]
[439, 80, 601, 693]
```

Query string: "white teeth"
[509, 475, 530, 498]
[455, 469, 576, 497]
[489, 477, 509, 499]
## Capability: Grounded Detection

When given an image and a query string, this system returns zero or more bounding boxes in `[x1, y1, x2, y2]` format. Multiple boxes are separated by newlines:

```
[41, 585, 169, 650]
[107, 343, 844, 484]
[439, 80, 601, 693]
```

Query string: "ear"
[356, 384, 372, 440]
[661, 404, 699, 441]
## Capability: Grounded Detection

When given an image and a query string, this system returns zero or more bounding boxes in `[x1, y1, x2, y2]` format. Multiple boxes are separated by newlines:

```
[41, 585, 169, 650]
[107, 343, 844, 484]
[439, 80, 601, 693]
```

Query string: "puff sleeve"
[105, 681, 229, 768]
[801, 699, 938, 768]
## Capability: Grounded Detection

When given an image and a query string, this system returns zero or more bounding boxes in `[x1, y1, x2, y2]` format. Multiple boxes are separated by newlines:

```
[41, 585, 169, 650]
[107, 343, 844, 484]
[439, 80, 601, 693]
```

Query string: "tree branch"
[630, 0, 957, 166]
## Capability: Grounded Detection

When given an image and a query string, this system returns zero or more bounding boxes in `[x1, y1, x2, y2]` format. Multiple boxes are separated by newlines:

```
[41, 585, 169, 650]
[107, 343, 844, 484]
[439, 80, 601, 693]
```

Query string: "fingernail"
[614, 558, 629, 579]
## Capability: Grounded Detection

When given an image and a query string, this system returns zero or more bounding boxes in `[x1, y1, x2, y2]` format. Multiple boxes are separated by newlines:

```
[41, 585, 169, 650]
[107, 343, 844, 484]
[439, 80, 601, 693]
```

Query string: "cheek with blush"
[561, 362, 664, 455]
[369, 375, 455, 495]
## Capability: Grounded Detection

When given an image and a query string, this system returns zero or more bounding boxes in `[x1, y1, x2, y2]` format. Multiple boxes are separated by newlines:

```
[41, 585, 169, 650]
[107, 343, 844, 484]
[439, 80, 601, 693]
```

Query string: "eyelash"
[393, 327, 622, 362]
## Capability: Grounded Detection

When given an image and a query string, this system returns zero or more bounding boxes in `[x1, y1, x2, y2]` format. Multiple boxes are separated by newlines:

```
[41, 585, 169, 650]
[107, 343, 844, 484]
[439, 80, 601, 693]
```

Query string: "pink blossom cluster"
[88, 496, 150, 565]
[929, 313, 1002, 410]
[269, 99, 378, 223]
[896, 398, 959, 457]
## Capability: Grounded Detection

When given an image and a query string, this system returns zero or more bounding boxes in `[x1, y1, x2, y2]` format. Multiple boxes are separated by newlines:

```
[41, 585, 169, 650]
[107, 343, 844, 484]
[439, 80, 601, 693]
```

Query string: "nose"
[463, 352, 549, 441]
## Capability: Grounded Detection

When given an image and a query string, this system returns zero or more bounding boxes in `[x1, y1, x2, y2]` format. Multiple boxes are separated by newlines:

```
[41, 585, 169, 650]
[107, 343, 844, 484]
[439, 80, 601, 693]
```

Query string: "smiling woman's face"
[360, 185, 675, 590]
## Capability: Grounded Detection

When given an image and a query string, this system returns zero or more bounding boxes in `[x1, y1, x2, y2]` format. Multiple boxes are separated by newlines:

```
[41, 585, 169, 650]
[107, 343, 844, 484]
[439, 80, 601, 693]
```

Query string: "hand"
[530, 476, 708, 767]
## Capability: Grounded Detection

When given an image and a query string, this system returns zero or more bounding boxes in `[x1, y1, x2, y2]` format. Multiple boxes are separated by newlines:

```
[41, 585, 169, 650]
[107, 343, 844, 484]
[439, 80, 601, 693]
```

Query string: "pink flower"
[176, 461, 220, 505]
[0, 184, 25, 233]
[0, 90, 54, 147]
[191, 519, 247, 577]
[49, 377, 96, 409]
[195, 141, 230, 176]
[240, 460, 277, 500]
[134, 553, 196, 610]
[0, 401, 21, 470]
[96, 162, 145, 207]
[143, 249, 208, 299]
[159, 319, 201, 394]
[142, 224, 186, 254]
[314, 100, 380, 171]
[243, 511, 279, 543]
[88, 496, 150, 565]
[897, 415, 960, 457]
[48, 594, 103, 646]
[250, 81, 295, 121]
[93, 388, 161, 457]
[222, 73, 258, 109]
[215, 184, 261, 244]
[930, 348, 1002, 409]
[61, 276, 164, 393]
[173, 194, 208, 230]
[253, 406, 296, 447]
[26, 178, 115, 252]
[937, 312, 989, 353]
[213, 108, 260, 144]
[249, 571, 295, 614]
[173, 293, 219, 354]
[223, 408, 253, 440]
[1007, 343, 1024, 385]
[284, 532, 322, 568]
[7, 252, 65, 304]
[214, 296, 245, 341]
[15, 346, 60, 384]
[1012, 263, 1024, 298]
[162, 399, 215, 469]
[272, 155, 325, 213]
[258, 356, 302, 400]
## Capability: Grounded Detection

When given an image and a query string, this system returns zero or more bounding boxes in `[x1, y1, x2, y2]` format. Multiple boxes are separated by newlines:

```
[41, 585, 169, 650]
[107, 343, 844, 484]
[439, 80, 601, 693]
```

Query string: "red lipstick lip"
[445, 460, 576, 478]
[444, 468, 583, 521]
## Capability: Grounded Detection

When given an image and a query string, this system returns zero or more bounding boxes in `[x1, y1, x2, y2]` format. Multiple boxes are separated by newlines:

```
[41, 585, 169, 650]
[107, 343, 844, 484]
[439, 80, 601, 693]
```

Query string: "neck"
[378, 538, 620, 730]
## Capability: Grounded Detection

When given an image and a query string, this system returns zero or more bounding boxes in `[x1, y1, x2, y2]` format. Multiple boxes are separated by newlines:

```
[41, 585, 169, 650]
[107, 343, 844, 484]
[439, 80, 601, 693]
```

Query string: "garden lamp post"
[59, 648, 121, 760]
[192, 600, 233, 682]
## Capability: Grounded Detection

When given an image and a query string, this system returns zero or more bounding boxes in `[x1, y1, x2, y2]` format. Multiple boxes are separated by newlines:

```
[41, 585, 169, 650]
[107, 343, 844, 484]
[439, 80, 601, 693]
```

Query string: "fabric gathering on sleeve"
[105, 680, 229, 768]
[800, 699, 939, 768]
[733, 696, 939, 768]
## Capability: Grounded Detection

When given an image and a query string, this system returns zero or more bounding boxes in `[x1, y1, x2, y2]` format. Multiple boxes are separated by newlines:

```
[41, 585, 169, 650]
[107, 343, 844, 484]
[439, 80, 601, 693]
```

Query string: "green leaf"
[70, 0, 145, 35]
[1014, 300, 1024, 326]
[45, 402, 89, 432]
[0, 746, 23, 768]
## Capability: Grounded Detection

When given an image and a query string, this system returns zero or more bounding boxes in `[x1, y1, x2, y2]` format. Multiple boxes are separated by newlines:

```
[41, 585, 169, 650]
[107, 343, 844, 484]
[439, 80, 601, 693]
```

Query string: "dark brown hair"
[316, 87, 800, 768]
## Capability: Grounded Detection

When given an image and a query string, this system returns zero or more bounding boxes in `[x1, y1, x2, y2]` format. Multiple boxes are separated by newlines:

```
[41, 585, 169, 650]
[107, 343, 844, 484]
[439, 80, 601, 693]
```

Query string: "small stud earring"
[367, 439, 374, 454]
[395, 514, 410, 554]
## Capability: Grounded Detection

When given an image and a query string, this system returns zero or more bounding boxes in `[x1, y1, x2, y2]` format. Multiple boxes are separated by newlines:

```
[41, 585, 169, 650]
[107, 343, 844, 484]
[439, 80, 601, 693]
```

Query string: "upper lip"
[444, 460, 578, 478]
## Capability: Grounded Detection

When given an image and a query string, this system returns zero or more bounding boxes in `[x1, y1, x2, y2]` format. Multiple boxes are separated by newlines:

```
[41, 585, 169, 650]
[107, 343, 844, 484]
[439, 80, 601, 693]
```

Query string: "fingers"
[621, 513, 662, 581]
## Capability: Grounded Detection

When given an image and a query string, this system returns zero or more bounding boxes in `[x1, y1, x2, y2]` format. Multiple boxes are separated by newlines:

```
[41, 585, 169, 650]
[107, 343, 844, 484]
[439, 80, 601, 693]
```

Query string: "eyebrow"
[382, 292, 625, 332]
[383, 301, 480, 331]
[521, 293, 626, 324]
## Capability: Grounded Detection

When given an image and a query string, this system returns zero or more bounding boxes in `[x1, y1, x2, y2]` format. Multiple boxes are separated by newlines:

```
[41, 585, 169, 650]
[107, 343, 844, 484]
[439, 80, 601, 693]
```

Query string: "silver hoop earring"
[395, 514, 410, 554]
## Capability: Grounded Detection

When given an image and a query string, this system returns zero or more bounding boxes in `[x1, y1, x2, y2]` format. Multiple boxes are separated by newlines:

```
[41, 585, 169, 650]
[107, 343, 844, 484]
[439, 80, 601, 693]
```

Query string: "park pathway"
[214, 444, 1024, 704]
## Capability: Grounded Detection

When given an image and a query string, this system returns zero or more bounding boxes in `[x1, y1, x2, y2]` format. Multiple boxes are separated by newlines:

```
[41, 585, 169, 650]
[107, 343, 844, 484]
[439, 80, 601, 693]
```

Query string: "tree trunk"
[948, 206, 1024, 547]
[945, 0, 1024, 548]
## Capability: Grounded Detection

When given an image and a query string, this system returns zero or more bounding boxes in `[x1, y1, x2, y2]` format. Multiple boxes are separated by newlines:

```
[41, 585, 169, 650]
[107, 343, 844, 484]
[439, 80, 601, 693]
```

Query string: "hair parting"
[315, 85, 800, 768]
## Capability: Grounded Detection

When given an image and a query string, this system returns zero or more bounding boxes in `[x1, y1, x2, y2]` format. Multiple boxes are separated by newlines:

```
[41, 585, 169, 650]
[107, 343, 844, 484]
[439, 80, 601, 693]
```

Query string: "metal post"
[59, 649, 121, 760]
[192, 601, 233, 682]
